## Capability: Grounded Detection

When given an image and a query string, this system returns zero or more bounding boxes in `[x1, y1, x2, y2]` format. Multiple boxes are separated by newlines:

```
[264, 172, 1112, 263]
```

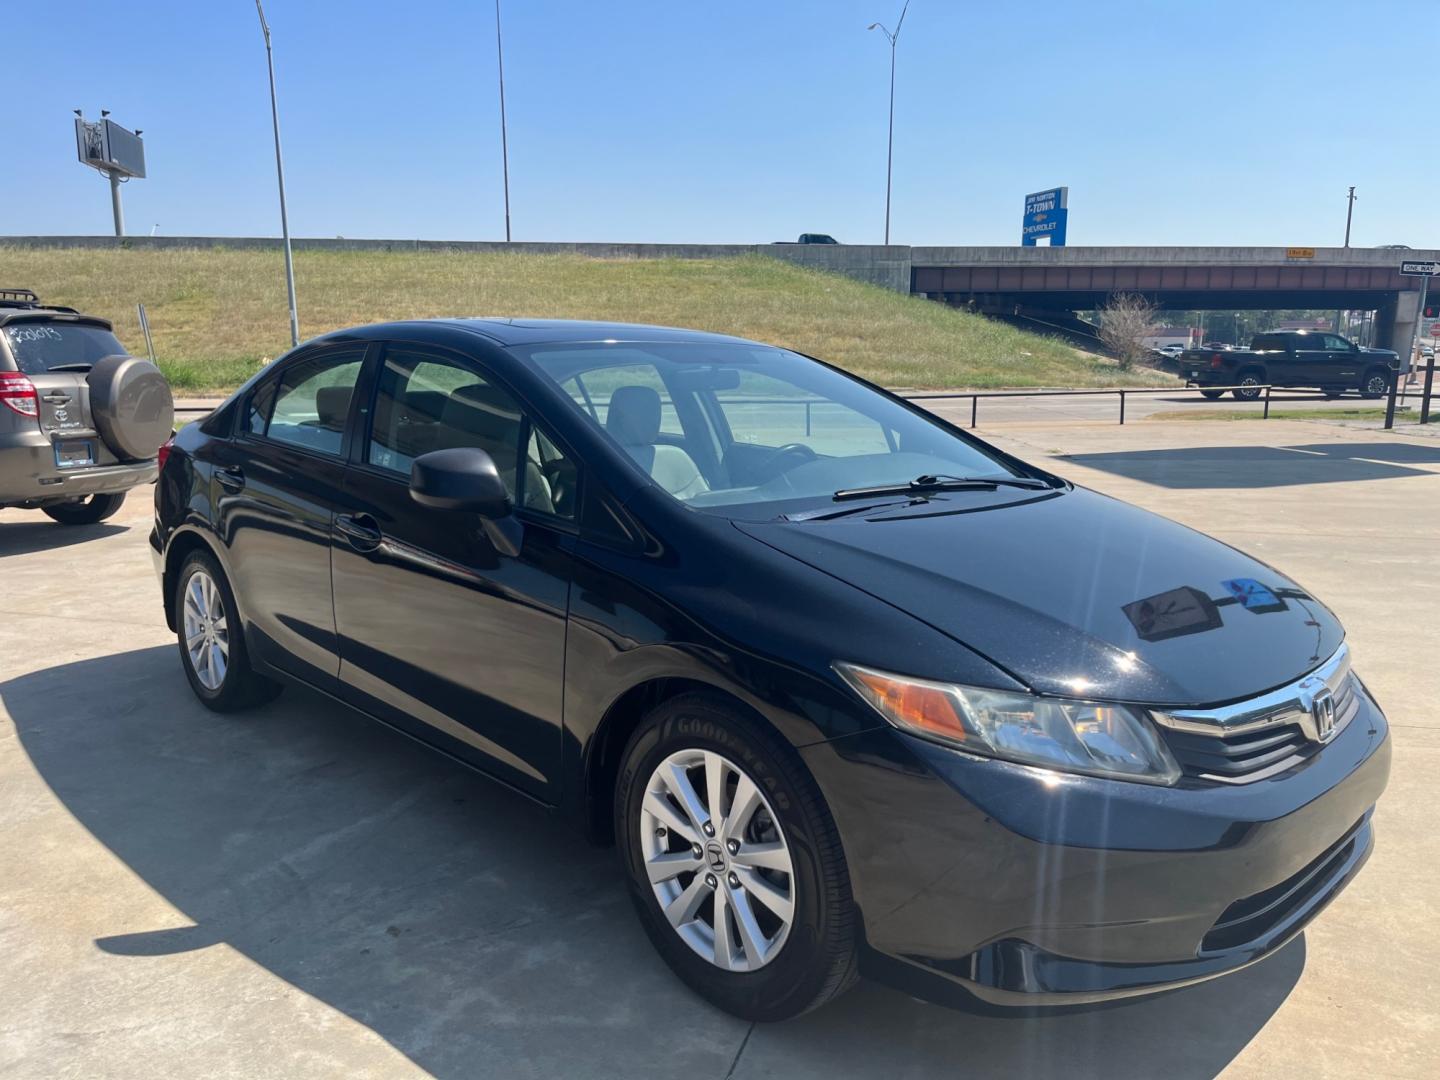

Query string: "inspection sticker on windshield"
[1222, 578, 1284, 612]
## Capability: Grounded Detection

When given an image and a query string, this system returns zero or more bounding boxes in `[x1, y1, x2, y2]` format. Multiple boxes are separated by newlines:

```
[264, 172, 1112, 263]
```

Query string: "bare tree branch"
[1098, 293, 1160, 371]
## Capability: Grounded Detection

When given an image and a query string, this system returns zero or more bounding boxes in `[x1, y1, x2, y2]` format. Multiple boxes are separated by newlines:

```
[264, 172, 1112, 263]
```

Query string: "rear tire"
[1323, 389, 1345, 399]
[1231, 370, 1264, 401]
[615, 693, 858, 1021]
[1199, 389, 1225, 400]
[42, 492, 127, 525]
[174, 551, 281, 712]
[1359, 370, 1391, 400]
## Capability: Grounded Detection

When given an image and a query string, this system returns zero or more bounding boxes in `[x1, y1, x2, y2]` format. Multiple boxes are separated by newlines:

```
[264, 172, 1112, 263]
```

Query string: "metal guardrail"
[903, 384, 1303, 427]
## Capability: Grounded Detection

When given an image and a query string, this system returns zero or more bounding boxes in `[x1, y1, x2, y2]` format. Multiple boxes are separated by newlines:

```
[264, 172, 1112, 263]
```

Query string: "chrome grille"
[1151, 644, 1360, 784]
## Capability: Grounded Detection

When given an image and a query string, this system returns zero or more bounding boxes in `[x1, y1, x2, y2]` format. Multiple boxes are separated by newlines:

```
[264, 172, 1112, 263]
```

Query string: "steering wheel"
[756, 442, 818, 477]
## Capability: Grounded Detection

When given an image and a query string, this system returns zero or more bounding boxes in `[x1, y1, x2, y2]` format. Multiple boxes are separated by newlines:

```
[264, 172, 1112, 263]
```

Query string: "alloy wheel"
[182, 570, 229, 691]
[639, 748, 795, 972]
[1366, 375, 1387, 396]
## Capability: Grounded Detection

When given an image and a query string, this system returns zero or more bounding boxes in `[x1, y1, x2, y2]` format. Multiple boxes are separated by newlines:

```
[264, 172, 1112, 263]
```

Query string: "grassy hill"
[3, 246, 1169, 393]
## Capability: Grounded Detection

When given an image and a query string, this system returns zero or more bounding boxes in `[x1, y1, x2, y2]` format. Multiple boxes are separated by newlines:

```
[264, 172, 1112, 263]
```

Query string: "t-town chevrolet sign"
[1022, 187, 1068, 247]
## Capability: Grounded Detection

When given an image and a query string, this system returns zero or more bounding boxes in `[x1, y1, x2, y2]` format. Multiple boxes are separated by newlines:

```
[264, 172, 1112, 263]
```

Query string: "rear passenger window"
[250, 350, 364, 456]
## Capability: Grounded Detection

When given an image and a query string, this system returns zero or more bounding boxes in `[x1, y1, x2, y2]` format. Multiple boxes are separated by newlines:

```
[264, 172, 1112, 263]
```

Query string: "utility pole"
[255, 0, 300, 348]
[495, 0, 512, 242]
[1343, 185, 1357, 247]
[867, 1, 910, 245]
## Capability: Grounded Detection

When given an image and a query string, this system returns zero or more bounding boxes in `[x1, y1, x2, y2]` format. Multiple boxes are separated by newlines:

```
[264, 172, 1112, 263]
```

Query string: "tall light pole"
[255, 0, 300, 348]
[868, 1, 910, 246]
[495, 0, 512, 242]
[1343, 185, 1357, 247]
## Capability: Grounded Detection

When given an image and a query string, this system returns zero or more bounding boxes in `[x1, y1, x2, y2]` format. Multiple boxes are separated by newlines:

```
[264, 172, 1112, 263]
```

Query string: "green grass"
[1148, 407, 1405, 422]
[4, 245, 1171, 394]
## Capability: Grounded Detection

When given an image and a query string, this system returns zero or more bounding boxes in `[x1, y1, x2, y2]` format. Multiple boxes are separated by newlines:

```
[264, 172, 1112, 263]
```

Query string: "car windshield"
[520, 341, 1035, 519]
[3, 320, 126, 374]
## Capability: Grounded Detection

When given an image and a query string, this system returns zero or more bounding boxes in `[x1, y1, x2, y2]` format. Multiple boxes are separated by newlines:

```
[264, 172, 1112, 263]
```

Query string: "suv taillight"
[0, 372, 39, 419]
[157, 433, 175, 471]
[1210, 354, 1224, 369]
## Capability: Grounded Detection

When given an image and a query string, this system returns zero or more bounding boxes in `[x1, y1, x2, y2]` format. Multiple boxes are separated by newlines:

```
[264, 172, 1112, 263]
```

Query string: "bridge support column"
[1377, 290, 1419, 360]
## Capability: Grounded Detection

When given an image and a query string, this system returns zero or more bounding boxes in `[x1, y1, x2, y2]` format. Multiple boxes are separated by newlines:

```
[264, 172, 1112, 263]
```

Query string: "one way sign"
[1400, 261, 1440, 276]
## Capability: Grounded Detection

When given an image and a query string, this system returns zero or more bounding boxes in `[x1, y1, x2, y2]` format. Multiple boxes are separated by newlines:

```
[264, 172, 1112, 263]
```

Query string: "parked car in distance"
[1156, 344, 1186, 358]
[1, 288, 174, 524]
[1183, 330, 1399, 400]
[773, 233, 839, 245]
[152, 318, 1390, 1020]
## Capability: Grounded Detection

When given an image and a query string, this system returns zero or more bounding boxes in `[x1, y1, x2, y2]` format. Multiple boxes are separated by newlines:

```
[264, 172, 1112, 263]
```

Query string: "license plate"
[54, 439, 95, 468]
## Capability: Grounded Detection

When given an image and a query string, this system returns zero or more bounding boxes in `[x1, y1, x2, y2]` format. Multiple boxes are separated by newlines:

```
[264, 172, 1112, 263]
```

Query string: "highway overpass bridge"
[909, 246, 1439, 351]
[9, 237, 1437, 352]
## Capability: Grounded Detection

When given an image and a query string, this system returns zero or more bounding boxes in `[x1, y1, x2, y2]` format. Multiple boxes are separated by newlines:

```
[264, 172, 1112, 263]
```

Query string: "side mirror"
[410, 448, 523, 556]
[410, 448, 511, 516]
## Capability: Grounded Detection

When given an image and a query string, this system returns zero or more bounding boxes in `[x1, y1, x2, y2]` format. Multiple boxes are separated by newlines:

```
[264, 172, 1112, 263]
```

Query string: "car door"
[1322, 334, 1361, 386]
[211, 344, 370, 692]
[330, 343, 575, 801]
[1289, 333, 1331, 387]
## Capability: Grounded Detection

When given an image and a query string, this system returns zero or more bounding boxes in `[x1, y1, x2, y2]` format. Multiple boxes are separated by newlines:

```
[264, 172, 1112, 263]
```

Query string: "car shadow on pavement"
[0, 519, 128, 557]
[1064, 443, 1440, 489]
[4, 646, 1301, 1080]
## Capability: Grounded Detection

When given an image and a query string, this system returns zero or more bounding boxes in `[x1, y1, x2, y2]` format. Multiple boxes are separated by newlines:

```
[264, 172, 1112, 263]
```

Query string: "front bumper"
[800, 683, 1390, 1006]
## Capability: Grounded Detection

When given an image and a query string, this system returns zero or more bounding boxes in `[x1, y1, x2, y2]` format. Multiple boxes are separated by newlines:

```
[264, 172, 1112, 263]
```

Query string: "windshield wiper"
[781, 499, 916, 522]
[42, 363, 94, 372]
[832, 473, 1051, 501]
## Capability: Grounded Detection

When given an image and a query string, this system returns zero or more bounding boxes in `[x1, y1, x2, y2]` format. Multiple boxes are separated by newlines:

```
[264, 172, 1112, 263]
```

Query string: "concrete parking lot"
[2, 417, 1437, 1080]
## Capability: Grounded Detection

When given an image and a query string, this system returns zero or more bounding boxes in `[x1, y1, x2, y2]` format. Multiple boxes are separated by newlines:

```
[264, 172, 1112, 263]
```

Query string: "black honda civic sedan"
[151, 319, 1389, 1020]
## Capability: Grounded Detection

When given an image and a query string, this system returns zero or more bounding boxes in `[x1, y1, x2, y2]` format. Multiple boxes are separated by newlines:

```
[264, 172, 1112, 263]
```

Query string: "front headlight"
[834, 662, 1180, 786]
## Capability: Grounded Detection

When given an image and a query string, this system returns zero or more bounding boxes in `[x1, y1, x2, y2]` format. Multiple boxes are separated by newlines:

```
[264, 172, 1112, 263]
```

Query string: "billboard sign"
[1022, 187, 1068, 246]
[74, 117, 146, 178]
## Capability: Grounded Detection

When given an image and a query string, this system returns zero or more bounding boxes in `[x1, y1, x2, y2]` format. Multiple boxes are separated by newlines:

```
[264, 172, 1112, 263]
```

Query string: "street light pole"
[495, 0, 512, 242]
[868, 1, 910, 246]
[1343, 185, 1356, 247]
[255, 0, 300, 348]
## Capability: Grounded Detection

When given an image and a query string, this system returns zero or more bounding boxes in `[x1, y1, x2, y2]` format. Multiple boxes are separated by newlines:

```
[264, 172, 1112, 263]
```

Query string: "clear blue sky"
[5, 0, 1436, 247]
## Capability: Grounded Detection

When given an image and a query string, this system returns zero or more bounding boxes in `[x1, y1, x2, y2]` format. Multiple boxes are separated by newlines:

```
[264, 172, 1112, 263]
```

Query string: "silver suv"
[1, 289, 174, 524]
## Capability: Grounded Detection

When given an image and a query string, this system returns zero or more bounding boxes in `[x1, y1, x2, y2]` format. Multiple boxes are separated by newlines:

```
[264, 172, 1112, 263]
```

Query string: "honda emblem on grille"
[1311, 689, 1338, 742]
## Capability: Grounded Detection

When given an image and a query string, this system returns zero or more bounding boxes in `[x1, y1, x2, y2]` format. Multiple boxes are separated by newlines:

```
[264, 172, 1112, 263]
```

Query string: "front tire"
[174, 551, 281, 712]
[616, 693, 858, 1021]
[42, 492, 126, 525]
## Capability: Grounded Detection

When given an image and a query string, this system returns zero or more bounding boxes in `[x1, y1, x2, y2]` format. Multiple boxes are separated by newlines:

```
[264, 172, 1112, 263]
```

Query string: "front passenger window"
[368, 348, 571, 518]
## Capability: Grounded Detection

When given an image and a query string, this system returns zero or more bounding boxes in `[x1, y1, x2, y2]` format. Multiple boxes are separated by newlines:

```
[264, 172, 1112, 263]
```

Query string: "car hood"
[736, 487, 1342, 706]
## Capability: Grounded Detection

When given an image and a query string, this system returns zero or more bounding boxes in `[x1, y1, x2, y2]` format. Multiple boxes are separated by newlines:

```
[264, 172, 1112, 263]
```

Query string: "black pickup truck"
[1183, 331, 1399, 400]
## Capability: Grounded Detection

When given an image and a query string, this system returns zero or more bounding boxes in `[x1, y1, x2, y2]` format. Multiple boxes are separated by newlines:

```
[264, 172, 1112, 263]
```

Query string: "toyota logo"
[1312, 689, 1338, 742]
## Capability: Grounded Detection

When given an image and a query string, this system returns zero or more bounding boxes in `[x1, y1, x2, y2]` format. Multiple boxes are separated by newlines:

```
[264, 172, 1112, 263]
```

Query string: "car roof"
[315, 318, 763, 349]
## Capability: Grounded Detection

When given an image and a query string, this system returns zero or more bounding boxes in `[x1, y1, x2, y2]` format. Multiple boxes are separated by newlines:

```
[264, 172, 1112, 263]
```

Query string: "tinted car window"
[367, 347, 563, 515]
[3, 320, 125, 374]
[251, 351, 364, 456]
[1251, 335, 1288, 352]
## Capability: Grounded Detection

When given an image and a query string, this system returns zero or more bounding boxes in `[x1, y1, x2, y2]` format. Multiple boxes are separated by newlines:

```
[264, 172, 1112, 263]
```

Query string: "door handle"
[216, 466, 246, 492]
[336, 512, 384, 550]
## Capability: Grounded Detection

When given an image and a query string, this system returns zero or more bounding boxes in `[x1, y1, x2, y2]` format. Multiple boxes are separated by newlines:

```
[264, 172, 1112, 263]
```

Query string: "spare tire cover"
[87, 354, 175, 462]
